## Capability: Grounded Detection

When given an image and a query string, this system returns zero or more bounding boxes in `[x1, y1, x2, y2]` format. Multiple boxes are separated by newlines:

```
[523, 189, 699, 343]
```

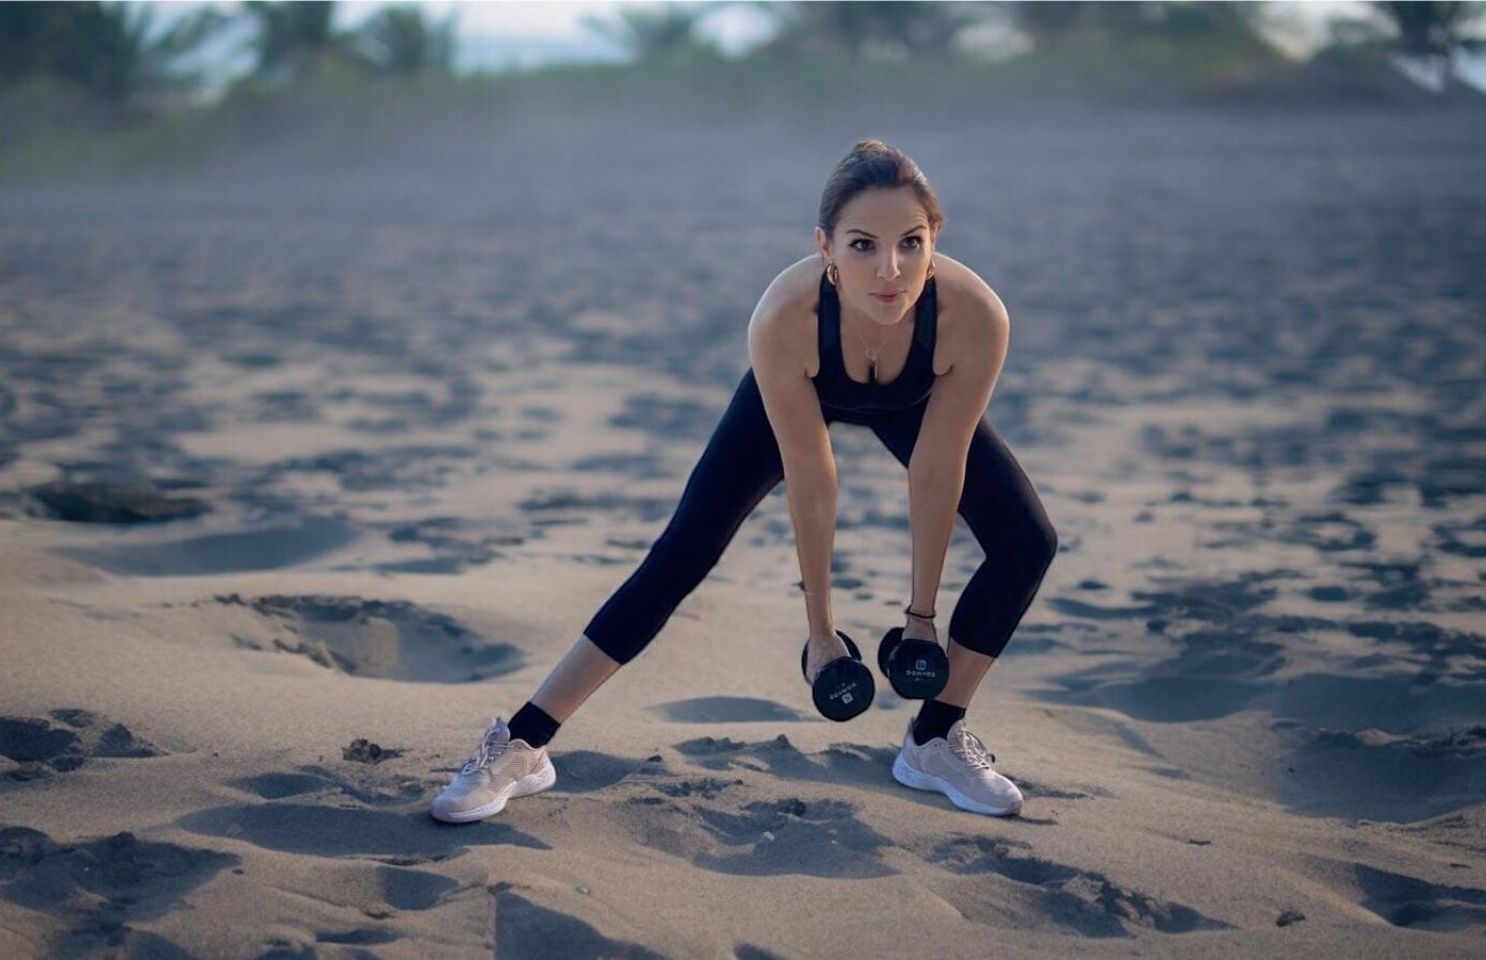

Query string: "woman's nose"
[877, 252, 900, 279]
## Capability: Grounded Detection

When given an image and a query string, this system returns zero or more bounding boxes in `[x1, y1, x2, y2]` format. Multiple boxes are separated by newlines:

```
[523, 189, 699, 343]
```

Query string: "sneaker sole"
[892, 751, 1022, 817]
[429, 758, 557, 823]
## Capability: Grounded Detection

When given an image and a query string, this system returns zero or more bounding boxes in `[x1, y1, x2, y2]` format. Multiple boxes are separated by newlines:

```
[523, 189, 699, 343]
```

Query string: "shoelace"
[948, 726, 996, 771]
[460, 721, 509, 775]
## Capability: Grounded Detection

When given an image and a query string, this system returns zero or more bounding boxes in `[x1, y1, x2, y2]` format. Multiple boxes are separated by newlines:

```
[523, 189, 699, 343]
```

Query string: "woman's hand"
[804, 629, 849, 685]
[902, 609, 938, 644]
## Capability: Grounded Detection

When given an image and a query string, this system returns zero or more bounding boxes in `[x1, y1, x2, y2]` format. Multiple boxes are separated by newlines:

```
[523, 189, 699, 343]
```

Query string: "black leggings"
[583, 368, 1058, 665]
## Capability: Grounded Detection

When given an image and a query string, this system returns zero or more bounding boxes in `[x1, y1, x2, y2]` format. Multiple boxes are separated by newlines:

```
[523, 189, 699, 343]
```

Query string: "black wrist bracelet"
[904, 604, 937, 620]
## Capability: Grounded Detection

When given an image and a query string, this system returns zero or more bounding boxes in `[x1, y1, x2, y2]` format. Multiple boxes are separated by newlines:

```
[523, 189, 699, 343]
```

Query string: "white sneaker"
[429, 717, 557, 823]
[892, 716, 1023, 816]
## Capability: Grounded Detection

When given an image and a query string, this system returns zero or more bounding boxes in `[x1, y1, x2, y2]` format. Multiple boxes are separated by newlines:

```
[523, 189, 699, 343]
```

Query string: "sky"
[341, 0, 784, 68]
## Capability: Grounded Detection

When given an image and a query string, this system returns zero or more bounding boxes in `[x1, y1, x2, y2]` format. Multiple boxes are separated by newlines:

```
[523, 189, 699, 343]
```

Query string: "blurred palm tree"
[348, 4, 457, 76]
[751, 1, 991, 61]
[1010, 1, 1269, 53]
[1374, 1, 1484, 55]
[580, 1, 726, 64]
[0, 1, 228, 103]
[1009, 1, 1088, 52]
[241, 0, 347, 87]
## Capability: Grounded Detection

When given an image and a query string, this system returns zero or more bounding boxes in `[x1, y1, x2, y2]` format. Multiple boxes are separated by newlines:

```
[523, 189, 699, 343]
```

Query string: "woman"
[430, 139, 1057, 822]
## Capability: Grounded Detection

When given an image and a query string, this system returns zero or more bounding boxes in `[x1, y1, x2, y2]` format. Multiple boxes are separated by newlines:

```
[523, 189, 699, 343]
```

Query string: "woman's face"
[815, 186, 936, 326]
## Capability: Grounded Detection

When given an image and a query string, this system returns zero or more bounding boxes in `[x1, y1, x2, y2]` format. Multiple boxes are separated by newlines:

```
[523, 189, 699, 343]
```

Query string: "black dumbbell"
[877, 627, 949, 700]
[801, 630, 875, 722]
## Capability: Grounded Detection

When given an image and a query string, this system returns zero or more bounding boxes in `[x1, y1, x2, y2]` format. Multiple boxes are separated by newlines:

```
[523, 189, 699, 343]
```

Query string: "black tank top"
[811, 270, 938, 420]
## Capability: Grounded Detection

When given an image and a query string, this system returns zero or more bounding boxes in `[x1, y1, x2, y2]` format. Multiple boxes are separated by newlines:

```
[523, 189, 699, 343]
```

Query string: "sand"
[2, 90, 1484, 958]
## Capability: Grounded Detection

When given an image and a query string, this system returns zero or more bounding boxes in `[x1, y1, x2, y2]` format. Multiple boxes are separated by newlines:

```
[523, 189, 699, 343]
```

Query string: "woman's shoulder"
[774, 254, 828, 316]
[932, 253, 1006, 323]
[751, 255, 823, 321]
[747, 256, 826, 371]
[929, 254, 1009, 375]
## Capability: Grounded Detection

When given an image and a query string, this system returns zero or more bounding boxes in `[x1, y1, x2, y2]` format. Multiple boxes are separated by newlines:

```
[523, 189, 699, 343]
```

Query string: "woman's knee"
[650, 524, 726, 581]
[581, 618, 641, 665]
[964, 496, 1058, 577]
[1031, 513, 1058, 573]
[580, 534, 716, 666]
[1004, 513, 1057, 587]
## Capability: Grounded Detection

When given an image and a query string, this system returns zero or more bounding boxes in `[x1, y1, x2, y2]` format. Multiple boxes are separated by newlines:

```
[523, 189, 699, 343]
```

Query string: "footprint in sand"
[1354, 862, 1486, 931]
[59, 515, 358, 576]
[918, 834, 1232, 937]
[495, 887, 666, 960]
[0, 709, 163, 783]
[179, 801, 547, 859]
[0, 824, 236, 957]
[19, 479, 209, 524]
[216, 593, 525, 683]
[603, 788, 895, 881]
[650, 696, 806, 724]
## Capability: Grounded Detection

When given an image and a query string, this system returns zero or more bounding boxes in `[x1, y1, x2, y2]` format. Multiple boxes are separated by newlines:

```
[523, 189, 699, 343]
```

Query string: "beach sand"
[2, 91, 1484, 958]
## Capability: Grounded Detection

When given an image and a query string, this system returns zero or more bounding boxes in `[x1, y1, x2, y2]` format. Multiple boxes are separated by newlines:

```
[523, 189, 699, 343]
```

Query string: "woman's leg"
[526, 635, 623, 723]
[870, 404, 1058, 711]
[519, 369, 788, 736]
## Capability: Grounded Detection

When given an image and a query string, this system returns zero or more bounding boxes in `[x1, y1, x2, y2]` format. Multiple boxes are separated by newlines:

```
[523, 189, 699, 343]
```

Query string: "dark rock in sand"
[342, 738, 387, 764]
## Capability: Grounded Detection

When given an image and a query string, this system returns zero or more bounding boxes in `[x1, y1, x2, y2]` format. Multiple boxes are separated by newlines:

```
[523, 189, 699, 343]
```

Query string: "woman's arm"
[749, 279, 839, 641]
[906, 289, 1011, 626]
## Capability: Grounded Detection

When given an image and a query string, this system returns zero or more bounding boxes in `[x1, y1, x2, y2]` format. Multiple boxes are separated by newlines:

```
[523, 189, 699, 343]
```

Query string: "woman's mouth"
[872, 290, 902, 303]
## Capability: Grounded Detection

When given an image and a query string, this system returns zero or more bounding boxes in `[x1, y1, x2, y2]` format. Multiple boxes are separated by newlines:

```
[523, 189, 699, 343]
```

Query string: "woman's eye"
[850, 237, 921, 252]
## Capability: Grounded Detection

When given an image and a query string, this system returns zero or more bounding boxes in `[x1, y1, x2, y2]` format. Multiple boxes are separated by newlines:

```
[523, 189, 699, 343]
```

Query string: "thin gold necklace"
[846, 312, 907, 384]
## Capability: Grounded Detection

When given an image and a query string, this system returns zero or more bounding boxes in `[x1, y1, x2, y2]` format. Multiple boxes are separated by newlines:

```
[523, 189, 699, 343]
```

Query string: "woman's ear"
[814, 226, 830, 262]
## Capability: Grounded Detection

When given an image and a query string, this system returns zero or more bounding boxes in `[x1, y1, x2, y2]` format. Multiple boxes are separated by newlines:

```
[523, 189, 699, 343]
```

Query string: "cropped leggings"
[583, 368, 1058, 665]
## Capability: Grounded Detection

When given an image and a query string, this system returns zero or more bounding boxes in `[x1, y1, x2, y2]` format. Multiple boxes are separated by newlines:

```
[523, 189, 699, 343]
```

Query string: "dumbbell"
[877, 627, 949, 700]
[801, 629, 875, 722]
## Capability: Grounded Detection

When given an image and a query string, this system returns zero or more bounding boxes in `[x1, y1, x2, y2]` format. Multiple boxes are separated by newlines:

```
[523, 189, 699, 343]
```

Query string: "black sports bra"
[811, 270, 938, 418]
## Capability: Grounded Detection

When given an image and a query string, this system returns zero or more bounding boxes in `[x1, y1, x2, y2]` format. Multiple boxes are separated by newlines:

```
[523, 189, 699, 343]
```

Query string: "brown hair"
[818, 139, 945, 242]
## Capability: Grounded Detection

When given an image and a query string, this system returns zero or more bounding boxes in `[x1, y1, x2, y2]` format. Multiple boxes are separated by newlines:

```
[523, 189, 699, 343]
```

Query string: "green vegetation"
[1375, 1, 1484, 55]
[2, 1, 1483, 183]
[579, 1, 728, 64]
[232, 0, 455, 90]
[0, 0, 457, 103]
[0, 1, 228, 104]
[349, 4, 457, 76]
[745, 0, 981, 60]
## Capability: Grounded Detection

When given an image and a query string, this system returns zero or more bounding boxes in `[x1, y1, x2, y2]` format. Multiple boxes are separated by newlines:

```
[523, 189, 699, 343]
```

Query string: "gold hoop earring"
[926, 260, 935, 280]
[826, 262, 839, 287]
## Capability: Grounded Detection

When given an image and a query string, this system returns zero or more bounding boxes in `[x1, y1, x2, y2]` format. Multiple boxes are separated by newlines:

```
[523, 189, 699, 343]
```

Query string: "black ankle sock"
[912, 698, 966, 746]
[508, 702, 560, 748]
